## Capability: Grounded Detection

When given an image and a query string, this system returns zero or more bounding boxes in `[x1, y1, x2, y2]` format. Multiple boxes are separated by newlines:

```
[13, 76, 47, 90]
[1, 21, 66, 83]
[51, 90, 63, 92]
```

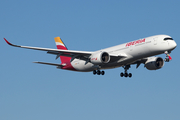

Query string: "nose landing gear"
[120, 65, 132, 78]
[164, 51, 172, 62]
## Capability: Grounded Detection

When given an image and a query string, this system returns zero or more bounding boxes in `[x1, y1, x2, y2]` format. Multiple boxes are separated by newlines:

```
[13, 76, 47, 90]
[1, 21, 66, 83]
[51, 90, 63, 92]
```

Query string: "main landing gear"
[93, 70, 105, 75]
[120, 65, 132, 78]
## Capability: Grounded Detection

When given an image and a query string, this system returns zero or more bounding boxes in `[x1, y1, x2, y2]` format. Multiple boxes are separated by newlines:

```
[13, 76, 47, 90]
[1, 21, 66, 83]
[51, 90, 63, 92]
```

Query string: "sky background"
[0, 0, 180, 120]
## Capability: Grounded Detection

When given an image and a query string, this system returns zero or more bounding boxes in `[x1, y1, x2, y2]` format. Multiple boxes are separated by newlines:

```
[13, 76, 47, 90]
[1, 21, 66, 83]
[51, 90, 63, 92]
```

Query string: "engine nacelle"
[145, 57, 164, 70]
[90, 52, 110, 64]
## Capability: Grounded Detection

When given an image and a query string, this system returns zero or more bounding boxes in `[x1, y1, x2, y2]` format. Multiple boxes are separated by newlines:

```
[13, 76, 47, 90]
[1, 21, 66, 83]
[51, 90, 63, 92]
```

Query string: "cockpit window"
[164, 37, 173, 40]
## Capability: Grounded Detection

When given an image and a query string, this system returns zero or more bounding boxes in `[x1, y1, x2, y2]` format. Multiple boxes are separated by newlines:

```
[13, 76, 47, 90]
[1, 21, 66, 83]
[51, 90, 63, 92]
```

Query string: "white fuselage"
[70, 35, 177, 72]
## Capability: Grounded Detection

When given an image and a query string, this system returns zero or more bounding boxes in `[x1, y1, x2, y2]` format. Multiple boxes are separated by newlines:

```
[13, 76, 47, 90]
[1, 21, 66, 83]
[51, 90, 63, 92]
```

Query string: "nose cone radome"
[169, 40, 177, 50]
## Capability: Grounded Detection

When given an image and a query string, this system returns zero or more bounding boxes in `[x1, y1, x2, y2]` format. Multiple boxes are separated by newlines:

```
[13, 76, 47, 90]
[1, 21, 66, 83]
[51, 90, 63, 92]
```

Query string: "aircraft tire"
[97, 70, 101, 75]
[101, 71, 105, 75]
[124, 73, 128, 77]
[93, 70, 97, 75]
[120, 72, 124, 77]
[129, 73, 132, 78]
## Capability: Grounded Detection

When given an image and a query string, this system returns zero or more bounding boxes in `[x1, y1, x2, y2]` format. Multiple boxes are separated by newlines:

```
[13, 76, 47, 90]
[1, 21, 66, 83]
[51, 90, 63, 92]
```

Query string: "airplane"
[4, 34, 177, 78]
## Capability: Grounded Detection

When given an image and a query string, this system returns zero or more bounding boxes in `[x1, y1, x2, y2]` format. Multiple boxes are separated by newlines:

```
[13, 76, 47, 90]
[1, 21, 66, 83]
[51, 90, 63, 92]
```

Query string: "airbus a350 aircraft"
[4, 34, 177, 78]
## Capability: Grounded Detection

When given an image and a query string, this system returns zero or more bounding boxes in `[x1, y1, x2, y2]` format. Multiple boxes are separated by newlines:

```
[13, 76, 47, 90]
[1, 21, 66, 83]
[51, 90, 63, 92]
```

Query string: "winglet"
[4, 38, 21, 47]
[4, 38, 13, 45]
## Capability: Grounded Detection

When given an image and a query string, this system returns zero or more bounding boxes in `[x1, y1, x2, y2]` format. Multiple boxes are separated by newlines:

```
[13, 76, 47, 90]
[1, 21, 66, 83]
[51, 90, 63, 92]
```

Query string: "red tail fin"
[54, 37, 71, 63]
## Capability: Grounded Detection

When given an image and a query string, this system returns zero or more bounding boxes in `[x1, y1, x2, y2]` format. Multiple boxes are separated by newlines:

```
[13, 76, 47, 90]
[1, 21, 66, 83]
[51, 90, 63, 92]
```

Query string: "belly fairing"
[71, 59, 95, 72]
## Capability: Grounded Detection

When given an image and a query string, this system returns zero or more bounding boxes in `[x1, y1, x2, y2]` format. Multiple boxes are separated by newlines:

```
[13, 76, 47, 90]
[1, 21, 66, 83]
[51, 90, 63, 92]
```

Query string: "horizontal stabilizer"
[33, 61, 65, 67]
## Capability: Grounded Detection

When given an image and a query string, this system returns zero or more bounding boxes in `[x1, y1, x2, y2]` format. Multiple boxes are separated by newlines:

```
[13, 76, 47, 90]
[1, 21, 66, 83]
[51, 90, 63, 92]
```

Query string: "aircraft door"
[130, 45, 133, 51]
[153, 37, 158, 45]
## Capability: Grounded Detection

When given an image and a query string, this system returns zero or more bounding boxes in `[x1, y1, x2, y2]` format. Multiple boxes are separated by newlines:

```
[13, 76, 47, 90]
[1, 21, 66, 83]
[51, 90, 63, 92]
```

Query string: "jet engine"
[145, 57, 164, 70]
[90, 51, 110, 64]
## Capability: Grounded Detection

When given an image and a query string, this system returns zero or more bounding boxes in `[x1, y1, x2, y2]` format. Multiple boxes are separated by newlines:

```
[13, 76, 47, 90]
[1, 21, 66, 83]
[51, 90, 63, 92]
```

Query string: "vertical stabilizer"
[54, 37, 71, 63]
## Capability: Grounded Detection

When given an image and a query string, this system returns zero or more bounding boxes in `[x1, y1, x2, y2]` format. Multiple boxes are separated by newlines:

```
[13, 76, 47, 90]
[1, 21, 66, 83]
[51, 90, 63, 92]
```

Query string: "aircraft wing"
[4, 38, 127, 61]
[4, 38, 93, 57]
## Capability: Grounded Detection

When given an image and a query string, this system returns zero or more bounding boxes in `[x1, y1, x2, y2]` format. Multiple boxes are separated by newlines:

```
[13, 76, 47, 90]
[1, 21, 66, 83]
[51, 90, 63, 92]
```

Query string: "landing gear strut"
[93, 70, 105, 75]
[120, 65, 132, 78]
[164, 51, 172, 62]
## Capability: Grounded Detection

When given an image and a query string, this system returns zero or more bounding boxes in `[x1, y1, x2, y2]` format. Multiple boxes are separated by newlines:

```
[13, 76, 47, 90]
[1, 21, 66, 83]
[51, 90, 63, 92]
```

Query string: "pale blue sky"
[0, 0, 180, 120]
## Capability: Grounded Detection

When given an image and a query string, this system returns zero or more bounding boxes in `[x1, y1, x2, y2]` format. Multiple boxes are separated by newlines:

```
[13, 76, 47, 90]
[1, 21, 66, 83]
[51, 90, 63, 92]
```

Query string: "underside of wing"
[130, 58, 148, 68]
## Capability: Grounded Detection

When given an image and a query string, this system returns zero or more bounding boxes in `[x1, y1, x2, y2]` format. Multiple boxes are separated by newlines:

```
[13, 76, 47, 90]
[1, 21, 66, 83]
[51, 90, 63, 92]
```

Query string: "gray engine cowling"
[145, 57, 164, 70]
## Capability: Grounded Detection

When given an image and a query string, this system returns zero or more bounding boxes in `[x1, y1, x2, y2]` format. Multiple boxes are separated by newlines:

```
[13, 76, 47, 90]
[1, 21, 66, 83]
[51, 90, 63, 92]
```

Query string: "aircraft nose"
[172, 40, 177, 48]
[169, 40, 177, 50]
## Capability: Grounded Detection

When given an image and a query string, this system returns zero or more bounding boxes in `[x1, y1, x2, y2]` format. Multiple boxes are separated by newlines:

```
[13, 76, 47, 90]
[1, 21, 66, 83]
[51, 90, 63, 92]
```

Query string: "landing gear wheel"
[97, 70, 101, 75]
[93, 70, 97, 75]
[101, 71, 105, 75]
[164, 58, 169, 62]
[124, 73, 128, 77]
[93, 70, 105, 75]
[120, 72, 124, 77]
[128, 73, 132, 78]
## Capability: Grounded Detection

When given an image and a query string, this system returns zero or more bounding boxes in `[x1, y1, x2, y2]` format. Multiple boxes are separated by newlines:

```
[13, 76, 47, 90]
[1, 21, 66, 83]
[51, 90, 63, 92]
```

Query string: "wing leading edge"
[4, 38, 93, 57]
